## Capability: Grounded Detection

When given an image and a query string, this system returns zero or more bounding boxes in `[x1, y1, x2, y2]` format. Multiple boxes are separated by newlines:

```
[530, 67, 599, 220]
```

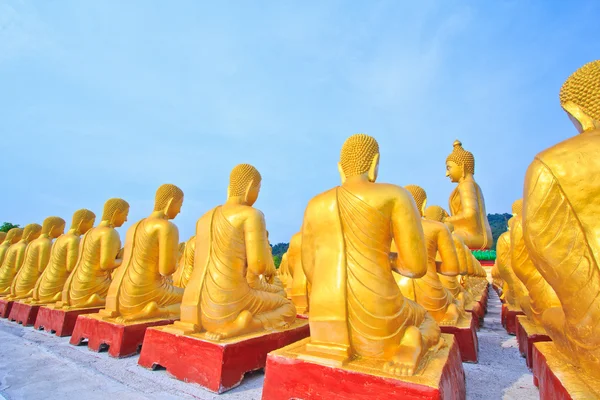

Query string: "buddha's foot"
[438, 304, 460, 326]
[383, 326, 424, 376]
[205, 310, 262, 341]
[114, 302, 163, 324]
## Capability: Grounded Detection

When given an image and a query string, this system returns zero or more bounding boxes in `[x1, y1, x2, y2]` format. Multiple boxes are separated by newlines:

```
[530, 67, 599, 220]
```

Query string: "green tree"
[487, 213, 512, 250]
[0, 222, 19, 233]
[273, 254, 282, 269]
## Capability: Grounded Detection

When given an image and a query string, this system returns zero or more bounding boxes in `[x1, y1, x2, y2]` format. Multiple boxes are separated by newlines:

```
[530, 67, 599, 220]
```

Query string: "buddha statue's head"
[71, 209, 96, 235]
[42, 216, 66, 239]
[22, 223, 43, 242]
[338, 134, 380, 183]
[102, 198, 130, 227]
[511, 199, 523, 218]
[507, 216, 515, 232]
[560, 60, 600, 133]
[4, 228, 23, 244]
[154, 184, 184, 220]
[445, 140, 475, 183]
[405, 185, 427, 217]
[228, 164, 262, 206]
[424, 205, 448, 222]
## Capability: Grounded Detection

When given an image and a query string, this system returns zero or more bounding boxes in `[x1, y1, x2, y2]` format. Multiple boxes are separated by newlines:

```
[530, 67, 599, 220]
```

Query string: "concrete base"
[262, 334, 465, 400]
[0, 299, 14, 318]
[501, 303, 524, 335]
[440, 313, 479, 363]
[138, 320, 310, 393]
[8, 302, 40, 326]
[34, 306, 103, 337]
[70, 314, 176, 358]
[516, 316, 551, 370]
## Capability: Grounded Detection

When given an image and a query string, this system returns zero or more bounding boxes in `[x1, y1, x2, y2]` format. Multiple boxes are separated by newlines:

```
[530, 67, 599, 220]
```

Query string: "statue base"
[532, 341, 600, 399]
[69, 314, 176, 358]
[8, 301, 40, 326]
[0, 299, 14, 318]
[465, 301, 483, 329]
[440, 313, 479, 363]
[296, 313, 309, 320]
[34, 306, 103, 337]
[516, 316, 551, 371]
[138, 319, 310, 393]
[262, 334, 464, 400]
[501, 304, 524, 335]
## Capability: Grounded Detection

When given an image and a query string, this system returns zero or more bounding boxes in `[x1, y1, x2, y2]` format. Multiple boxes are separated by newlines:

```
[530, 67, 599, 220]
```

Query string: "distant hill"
[270, 213, 512, 266]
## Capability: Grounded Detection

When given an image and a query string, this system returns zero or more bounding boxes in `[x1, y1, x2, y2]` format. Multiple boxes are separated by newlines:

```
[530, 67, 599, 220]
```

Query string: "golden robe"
[0, 242, 27, 294]
[32, 234, 80, 303]
[448, 179, 493, 250]
[10, 237, 53, 298]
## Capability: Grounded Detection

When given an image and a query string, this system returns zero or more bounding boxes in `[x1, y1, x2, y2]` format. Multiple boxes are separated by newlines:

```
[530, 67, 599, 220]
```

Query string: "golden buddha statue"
[6, 217, 65, 300]
[58, 199, 129, 309]
[99, 185, 185, 323]
[29, 210, 96, 305]
[298, 134, 442, 376]
[394, 185, 462, 325]
[522, 60, 600, 377]
[0, 224, 40, 296]
[286, 231, 309, 314]
[173, 236, 195, 288]
[445, 140, 493, 250]
[168, 164, 296, 340]
[0, 228, 23, 267]
[509, 199, 559, 326]
[276, 252, 292, 297]
[494, 217, 527, 307]
[0, 233, 5, 246]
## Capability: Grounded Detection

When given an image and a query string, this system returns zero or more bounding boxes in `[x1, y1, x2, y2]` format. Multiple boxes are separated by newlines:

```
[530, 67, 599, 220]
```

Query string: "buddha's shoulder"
[536, 129, 600, 163]
[306, 187, 337, 207]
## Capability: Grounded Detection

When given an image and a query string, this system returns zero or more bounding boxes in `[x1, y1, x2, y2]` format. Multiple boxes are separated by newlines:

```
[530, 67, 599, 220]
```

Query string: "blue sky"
[1, 0, 599, 244]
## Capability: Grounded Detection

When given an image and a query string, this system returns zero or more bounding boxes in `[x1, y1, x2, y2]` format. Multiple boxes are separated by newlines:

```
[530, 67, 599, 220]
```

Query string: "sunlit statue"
[29, 210, 96, 305]
[0, 225, 40, 296]
[298, 134, 442, 376]
[286, 231, 309, 314]
[394, 185, 462, 325]
[495, 216, 527, 307]
[522, 60, 600, 378]
[0, 228, 23, 267]
[509, 199, 559, 326]
[445, 140, 493, 250]
[99, 184, 185, 323]
[166, 164, 295, 341]
[6, 217, 65, 300]
[277, 252, 292, 297]
[58, 199, 129, 309]
[173, 236, 195, 288]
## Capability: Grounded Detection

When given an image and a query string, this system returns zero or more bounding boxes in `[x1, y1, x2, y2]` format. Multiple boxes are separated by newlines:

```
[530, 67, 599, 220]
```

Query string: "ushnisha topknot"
[340, 134, 380, 177]
[446, 140, 475, 175]
[228, 164, 262, 197]
[102, 198, 130, 221]
[560, 60, 600, 121]
[154, 184, 184, 211]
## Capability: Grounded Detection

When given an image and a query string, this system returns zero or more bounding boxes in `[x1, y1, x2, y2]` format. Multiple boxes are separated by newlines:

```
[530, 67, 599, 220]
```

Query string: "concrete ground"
[0, 288, 538, 399]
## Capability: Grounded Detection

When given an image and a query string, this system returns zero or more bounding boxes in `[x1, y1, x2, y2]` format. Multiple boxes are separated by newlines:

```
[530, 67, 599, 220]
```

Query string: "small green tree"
[273, 254, 282, 269]
[0, 222, 19, 233]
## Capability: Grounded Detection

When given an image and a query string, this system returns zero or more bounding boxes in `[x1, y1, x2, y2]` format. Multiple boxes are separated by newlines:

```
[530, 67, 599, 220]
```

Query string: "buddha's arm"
[158, 222, 179, 276]
[391, 189, 427, 278]
[100, 230, 121, 271]
[65, 237, 79, 273]
[445, 182, 477, 224]
[244, 209, 270, 277]
[453, 237, 468, 275]
[300, 206, 316, 284]
[38, 243, 53, 273]
[14, 248, 26, 272]
[437, 226, 461, 276]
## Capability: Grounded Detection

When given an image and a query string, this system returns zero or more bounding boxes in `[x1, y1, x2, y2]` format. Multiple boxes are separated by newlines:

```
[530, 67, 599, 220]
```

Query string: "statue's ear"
[227, 185, 231, 199]
[243, 179, 255, 202]
[337, 162, 346, 184]
[368, 153, 380, 182]
[422, 198, 427, 216]
[165, 197, 174, 213]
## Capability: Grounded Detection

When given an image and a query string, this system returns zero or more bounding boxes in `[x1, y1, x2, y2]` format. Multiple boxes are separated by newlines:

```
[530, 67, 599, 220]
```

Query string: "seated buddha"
[168, 164, 296, 340]
[522, 60, 600, 377]
[29, 210, 96, 305]
[57, 199, 129, 309]
[99, 184, 185, 323]
[286, 231, 309, 314]
[298, 134, 442, 376]
[0, 228, 23, 266]
[445, 140, 493, 250]
[509, 199, 559, 326]
[394, 185, 462, 326]
[6, 217, 65, 300]
[276, 252, 292, 297]
[495, 216, 527, 307]
[0, 224, 41, 296]
[173, 236, 195, 288]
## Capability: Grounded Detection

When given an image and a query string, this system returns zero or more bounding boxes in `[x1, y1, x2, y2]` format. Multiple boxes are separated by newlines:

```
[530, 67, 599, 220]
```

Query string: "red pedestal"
[479, 260, 494, 267]
[34, 306, 103, 337]
[440, 313, 479, 363]
[516, 316, 551, 370]
[69, 314, 176, 358]
[296, 313, 309, 320]
[262, 334, 465, 400]
[532, 342, 600, 399]
[8, 302, 40, 326]
[138, 320, 310, 393]
[0, 299, 14, 318]
[501, 304, 524, 335]
[466, 300, 484, 329]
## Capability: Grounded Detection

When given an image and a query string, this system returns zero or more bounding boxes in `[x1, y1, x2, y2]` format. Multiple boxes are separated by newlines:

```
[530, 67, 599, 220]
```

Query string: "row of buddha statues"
[0, 131, 491, 377]
[490, 60, 600, 383]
